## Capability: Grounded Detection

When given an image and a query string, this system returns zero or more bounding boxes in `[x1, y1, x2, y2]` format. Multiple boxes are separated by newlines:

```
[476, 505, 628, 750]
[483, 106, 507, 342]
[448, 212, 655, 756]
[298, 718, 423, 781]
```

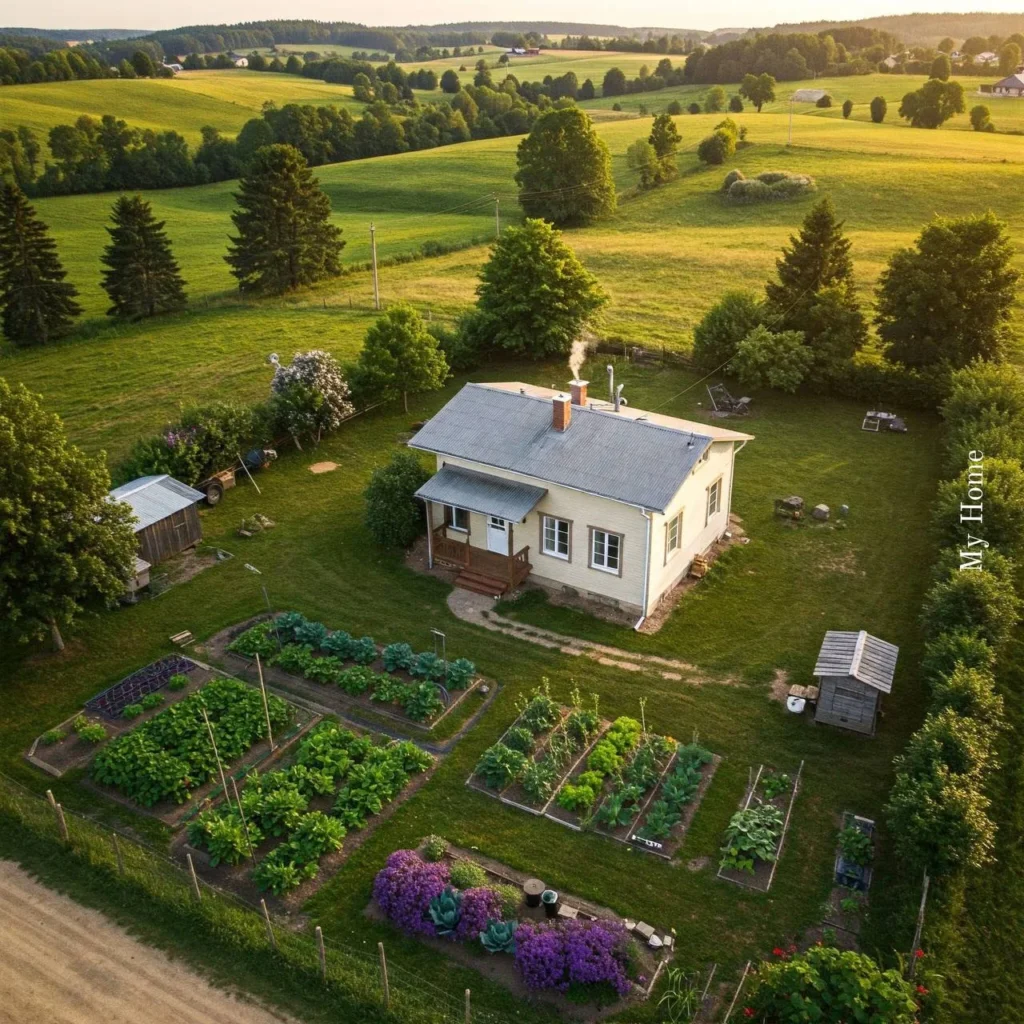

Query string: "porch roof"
[416, 464, 546, 522]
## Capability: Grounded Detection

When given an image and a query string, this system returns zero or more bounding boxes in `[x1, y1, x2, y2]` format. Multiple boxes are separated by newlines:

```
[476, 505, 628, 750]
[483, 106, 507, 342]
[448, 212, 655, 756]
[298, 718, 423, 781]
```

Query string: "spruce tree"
[0, 183, 81, 346]
[225, 144, 344, 295]
[764, 197, 865, 378]
[100, 195, 187, 319]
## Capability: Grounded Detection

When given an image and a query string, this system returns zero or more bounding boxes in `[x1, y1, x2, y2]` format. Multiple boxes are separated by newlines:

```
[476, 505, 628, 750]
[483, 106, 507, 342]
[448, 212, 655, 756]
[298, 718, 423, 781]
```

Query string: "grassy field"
[0, 355, 941, 1020]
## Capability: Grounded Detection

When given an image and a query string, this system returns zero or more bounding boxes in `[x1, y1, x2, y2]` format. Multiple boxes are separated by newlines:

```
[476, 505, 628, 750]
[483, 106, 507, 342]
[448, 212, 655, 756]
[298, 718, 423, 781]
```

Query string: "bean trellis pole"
[255, 654, 276, 751]
[200, 705, 231, 811]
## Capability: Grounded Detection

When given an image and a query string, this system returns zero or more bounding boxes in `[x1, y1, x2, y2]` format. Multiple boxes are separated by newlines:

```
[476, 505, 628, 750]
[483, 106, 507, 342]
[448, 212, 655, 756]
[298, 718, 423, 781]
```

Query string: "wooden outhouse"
[110, 475, 205, 565]
[812, 630, 898, 736]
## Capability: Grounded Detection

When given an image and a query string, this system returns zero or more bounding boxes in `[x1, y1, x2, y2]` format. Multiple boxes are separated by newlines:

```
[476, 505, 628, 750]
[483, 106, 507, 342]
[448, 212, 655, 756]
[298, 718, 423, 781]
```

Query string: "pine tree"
[100, 195, 187, 319]
[225, 144, 344, 295]
[0, 183, 81, 345]
[764, 197, 865, 377]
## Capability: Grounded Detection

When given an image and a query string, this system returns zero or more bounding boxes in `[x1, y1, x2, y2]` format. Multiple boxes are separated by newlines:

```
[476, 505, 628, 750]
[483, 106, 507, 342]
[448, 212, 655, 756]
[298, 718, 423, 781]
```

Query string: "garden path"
[446, 591, 732, 687]
[0, 860, 297, 1024]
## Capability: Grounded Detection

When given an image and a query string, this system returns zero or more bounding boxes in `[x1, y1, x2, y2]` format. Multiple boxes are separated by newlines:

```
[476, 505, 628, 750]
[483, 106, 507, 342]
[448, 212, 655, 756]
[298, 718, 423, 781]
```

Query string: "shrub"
[970, 104, 994, 132]
[687, 102, 700, 114]
[703, 86, 726, 113]
[870, 96, 887, 123]
[732, 325, 813, 392]
[475, 743, 527, 789]
[697, 129, 735, 165]
[921, 562, 1021, 650]
[930, 663, 1004, 728]
[449, 860, 488, 889]
[40, 728, 66, 745]
[922, 629, 995, 685]
[691, 290, 764, 372]
[504, 725, 535, 753]
[422, 834, 448, 861]
[721, 168, 745, 190]
[374, 849, 450, 936]
[364, 452, 431, 547]
[724, 170, 815, 203]
[842, 98, 853, 118]
[729, 95, 743, 112]
[816, 93, 833, 108]
[666, 100, 683, 115]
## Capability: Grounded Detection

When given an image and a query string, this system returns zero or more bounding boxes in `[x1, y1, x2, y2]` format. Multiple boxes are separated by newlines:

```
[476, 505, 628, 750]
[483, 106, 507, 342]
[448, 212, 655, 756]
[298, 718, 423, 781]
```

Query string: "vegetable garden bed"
[204, 614, 484, 733]
[368, 840, 674, 1018]
[717, 761, 804, 893]
[177, 720, 435, 907]
[819, 812, 876, 947]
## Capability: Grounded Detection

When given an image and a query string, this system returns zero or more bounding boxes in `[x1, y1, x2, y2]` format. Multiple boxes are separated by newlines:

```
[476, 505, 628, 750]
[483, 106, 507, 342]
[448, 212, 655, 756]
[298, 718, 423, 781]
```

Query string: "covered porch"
[415, 464, 545, 595]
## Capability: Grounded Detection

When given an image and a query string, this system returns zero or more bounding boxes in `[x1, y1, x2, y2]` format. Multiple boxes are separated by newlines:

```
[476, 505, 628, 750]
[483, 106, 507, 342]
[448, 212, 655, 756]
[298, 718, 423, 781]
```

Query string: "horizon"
[5, 3, 1024, 35]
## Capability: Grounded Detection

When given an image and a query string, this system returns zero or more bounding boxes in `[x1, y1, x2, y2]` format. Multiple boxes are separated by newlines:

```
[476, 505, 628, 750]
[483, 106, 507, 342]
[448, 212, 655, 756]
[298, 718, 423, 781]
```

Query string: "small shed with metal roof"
[812, 630, 899, 736]
[110, 475, 205, 565]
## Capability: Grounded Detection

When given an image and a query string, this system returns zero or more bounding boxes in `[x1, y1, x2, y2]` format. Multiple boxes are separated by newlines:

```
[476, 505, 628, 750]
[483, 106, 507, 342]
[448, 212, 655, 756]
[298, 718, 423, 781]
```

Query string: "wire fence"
[0, 772, 518, 1024]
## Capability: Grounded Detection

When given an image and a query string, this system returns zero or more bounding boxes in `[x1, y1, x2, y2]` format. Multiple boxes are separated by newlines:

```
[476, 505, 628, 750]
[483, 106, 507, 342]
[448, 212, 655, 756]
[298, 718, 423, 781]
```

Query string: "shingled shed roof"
[409, 383, 739, 513]
[813, 630, 899, 694]
[109, 475, 205, 532]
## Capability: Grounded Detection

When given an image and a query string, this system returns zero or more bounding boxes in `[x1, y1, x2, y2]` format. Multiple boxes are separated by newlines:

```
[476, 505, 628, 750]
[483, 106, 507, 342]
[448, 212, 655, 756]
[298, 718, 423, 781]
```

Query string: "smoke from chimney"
[568, 332, 593, 381]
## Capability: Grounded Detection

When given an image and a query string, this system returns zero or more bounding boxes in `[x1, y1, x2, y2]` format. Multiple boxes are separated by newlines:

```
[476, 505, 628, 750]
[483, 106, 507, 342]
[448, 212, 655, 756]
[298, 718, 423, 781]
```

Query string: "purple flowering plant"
[373, 849, 450, 936]
[515, 919, 632, 997]
[456, 886, 504, 942]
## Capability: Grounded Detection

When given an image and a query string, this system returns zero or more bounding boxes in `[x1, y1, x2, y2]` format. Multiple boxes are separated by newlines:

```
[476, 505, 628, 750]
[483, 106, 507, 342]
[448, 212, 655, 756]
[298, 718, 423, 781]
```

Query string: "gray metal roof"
[408, 384, 713, 513]
[415, 464, 546, 522]
[813, 630, 899, 694]
[994, 73, 1024, 89]
[109, 475, 205, 532]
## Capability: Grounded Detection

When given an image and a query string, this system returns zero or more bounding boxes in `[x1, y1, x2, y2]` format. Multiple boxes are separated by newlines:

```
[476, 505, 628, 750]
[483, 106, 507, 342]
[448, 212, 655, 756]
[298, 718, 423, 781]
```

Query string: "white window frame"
[445, 504, 470, 532]
[706, 478, 722, 525]
[666, 510, 683, 560]
[590, 528, 622, 575]
[541, 515, 571, 560]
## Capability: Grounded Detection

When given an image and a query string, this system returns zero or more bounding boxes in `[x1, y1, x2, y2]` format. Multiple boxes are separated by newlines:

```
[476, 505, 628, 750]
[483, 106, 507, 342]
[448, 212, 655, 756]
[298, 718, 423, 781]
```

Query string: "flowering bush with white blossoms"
[271, 350, 354, 441]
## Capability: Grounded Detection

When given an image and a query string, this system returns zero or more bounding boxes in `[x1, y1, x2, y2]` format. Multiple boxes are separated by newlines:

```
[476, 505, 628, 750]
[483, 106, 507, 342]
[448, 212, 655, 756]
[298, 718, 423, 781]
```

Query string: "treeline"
[684, 30, 886, 83]
[0, 43, 118, 85]
[556, 33, 700, 54]
[600, 57, 688, 96]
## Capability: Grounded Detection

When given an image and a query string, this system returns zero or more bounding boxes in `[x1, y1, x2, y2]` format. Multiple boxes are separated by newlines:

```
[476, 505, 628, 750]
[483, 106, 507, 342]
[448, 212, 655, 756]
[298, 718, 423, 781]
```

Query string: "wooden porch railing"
[432, 526, 531, 585]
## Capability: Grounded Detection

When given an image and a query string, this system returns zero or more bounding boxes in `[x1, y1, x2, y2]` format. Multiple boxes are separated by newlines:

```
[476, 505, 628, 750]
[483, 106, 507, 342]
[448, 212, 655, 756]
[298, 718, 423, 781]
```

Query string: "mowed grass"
[0, 70, 366, 145]
[0, 357, 942, 1018]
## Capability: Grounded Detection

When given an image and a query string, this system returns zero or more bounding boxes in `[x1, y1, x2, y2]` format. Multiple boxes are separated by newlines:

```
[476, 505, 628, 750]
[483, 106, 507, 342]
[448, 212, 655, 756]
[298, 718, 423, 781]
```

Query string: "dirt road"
[0, 860, 296, 1024]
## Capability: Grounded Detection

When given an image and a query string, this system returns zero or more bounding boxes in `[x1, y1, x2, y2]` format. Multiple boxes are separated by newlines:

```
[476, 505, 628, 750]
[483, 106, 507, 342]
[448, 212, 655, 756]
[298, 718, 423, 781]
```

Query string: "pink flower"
[914, 948, 925, 959]
[743, 1008, 755, 1018]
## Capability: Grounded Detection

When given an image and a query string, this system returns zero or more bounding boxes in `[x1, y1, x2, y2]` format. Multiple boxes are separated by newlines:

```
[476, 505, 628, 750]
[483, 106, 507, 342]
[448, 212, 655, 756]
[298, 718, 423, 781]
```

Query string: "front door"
[486, 516, 507, 554]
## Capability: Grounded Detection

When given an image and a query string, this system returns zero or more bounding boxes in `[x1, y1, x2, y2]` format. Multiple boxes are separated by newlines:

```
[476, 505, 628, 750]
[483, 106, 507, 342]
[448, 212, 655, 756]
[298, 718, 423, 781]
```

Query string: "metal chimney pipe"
[606, 364, 614, 401]
[614, 383, 625, 412]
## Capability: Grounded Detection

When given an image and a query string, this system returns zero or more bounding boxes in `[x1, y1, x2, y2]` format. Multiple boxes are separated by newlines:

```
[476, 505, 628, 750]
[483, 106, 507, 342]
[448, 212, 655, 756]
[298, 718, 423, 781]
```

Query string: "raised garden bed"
[204, 614, 484, 733]
[84, 655, 194, 719]
[178, 720, 435, 908]
[717, 761, 804, 893]
[819, 812, 876, 947]
[368, 840, 675, 1019]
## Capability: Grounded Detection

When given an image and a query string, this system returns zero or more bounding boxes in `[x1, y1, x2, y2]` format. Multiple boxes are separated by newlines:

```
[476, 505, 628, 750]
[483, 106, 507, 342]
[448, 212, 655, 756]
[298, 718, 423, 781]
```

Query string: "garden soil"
[0, 859, 295, 1024]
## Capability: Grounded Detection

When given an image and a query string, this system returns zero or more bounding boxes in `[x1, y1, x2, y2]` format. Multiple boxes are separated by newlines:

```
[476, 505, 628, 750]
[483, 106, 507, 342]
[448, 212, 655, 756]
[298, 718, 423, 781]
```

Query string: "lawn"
[0, 354, 941, 1020]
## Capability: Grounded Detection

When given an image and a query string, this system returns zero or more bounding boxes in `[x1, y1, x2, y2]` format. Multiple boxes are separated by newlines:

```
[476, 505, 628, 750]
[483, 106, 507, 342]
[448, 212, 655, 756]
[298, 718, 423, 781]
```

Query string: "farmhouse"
[110, 474, 205, 565]
[409, 381, 752, 622]
[992, 72, 1024, 97]
[812, 630, 899, 736]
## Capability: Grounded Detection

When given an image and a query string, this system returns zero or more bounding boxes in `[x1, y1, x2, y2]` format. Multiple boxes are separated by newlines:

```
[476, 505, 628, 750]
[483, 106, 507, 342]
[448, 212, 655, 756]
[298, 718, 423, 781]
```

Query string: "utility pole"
[494, 196, 500, 238]
[370, 222, 380, 311]
[788, 94, 794, 145]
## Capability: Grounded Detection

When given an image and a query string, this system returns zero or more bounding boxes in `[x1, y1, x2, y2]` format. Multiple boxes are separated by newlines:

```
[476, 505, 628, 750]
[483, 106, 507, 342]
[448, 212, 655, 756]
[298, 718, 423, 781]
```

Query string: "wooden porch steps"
[454, 569, 510, 597]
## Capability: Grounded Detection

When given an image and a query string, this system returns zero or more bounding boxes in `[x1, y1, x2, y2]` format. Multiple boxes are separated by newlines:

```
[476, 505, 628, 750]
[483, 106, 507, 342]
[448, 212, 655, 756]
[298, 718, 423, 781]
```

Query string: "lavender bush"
[456, 886, 504, 942]
[373, 849, 449, 936]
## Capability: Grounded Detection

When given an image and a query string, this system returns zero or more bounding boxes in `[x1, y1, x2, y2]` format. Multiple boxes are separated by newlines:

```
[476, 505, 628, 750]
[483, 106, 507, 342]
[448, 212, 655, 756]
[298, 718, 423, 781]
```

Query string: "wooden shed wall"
[814, 675, 878, 736]
[136, 505, 202, 564]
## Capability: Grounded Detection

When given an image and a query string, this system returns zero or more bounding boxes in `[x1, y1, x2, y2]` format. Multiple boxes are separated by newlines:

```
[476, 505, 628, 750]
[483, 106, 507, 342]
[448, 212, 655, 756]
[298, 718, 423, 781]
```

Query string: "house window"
[706, 478, 722, 524]
[444, 505, 469, 532]
[666, 510, 683, 558]
[590, 528, 622, 574]
[542, 516, 570, 560]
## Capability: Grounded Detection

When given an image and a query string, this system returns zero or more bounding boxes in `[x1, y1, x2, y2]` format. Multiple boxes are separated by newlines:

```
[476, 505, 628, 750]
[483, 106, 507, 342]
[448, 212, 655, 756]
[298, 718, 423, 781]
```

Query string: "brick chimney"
[552, 394, 571, 432]
[569, 379, 588, 406]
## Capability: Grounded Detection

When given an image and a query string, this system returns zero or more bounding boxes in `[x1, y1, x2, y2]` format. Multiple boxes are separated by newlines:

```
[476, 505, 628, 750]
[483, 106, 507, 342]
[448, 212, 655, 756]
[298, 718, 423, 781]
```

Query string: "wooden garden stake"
[55, 802, 69, 843]
[316, 926, 326, 983]
[261, 899, 277, 950]
[378, 941, 390, 1008]
[255, 654, 275, 751]
[908, 871, 930, 979]
[46, 789, 57, 810]
[112, 832, 125, 875]
[186, 853, 202, 900]
[464, 988, 471, 1024]
[201, 706, 231, 811]
[231, 777, 257, 867]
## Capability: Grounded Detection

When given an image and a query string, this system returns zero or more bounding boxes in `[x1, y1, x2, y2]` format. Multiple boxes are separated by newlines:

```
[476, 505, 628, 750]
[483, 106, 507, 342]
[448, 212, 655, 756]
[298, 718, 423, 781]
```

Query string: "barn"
[110, 475, 205, 565]
[812, 630, 898, 736]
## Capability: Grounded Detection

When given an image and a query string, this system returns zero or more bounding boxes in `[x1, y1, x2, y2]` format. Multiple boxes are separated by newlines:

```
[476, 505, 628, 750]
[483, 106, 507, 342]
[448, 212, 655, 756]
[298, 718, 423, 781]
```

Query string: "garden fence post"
[186, 853, 202, 901]
[378, 941, 390, 1008]
[55, 802, 69, 844]
[255, 655, 276, 751]
[464, 988, 471, 1024]
[112, 832, 125, 875]
[908, 871, 930, 979]
[261, 899, 277, 951]
[46, 788, 57, 811]
[316, 926, 326, 984]
[231, 777, 257, 866]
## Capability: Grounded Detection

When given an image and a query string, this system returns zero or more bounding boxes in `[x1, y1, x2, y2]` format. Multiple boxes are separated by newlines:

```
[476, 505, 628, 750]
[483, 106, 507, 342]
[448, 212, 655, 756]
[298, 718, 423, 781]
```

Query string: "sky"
[5, 0, 1024, 33]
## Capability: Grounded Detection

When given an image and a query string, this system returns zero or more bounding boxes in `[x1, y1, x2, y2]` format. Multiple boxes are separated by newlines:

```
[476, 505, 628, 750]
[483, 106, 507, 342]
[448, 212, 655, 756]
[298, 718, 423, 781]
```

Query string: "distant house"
[881, 55, 900, 70]
[408, 381, 752, 620]
[812, 630, 899, 736]
[234, 57, 249, 68]
[992, 72, 1024, 97]
[792, 88, 827, 103]
[110, 475, 205, 565]
[976, 51, 998, 65]
[508, 46, 540, 56]
[162, 62, 183, 73]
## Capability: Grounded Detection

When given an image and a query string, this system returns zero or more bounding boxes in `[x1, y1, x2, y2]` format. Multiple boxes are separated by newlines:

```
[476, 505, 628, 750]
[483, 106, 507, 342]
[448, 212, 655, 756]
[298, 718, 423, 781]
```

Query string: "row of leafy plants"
[90, 677, 293, 807]
[229, 613, 476, 723]
[880, 361, 1024, 1018]
[188, 722, 433, 894]
[719, 769, 792, 877]
[374, 845, 638, 1002]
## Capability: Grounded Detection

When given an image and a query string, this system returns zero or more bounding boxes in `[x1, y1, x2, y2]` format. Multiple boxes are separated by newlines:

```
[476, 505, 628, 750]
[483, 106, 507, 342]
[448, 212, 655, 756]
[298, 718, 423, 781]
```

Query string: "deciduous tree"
[225, 144, 344, 294]
[270, 349, 354, 441]
[738, 72, 775, 112]
[691, 291, 763, 372]
[364, 452, 430, 547]
[999, 42, 1022, 77]
[440, 68, 461, 93]
[899, 78, 965, 128]
[930, 53, 952, 80]
[647, 112, 680, 181]
[100, 194, 186, 319]
[0, 379, 137, 650]
[869, 95, 887, 122]
[731, 325, 812, 392]
[0, 183, 81, 345]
